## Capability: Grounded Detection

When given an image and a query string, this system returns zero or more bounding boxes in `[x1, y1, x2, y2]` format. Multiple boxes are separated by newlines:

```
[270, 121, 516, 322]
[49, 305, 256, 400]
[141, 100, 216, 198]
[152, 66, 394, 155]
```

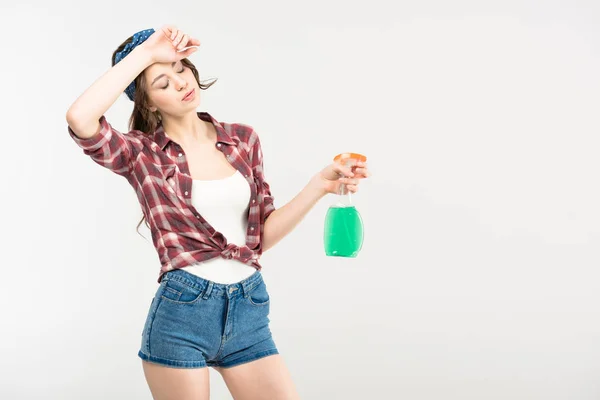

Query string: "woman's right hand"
[139, 25, 200, 64]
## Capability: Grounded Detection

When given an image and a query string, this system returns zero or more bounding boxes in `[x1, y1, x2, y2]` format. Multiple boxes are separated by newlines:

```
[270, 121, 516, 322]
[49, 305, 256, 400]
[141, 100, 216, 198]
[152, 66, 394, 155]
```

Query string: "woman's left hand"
[309, 160, 371, 196]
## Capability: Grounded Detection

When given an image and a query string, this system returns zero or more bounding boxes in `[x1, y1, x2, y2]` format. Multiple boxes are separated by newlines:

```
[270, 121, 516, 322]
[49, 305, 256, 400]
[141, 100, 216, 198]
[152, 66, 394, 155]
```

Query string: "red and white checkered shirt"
[68, 112, 276, 283]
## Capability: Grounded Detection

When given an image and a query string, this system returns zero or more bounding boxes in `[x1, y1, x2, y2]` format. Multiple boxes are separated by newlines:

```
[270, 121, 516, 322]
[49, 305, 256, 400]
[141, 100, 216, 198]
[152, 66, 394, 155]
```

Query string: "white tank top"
[181, 170, 258, 284]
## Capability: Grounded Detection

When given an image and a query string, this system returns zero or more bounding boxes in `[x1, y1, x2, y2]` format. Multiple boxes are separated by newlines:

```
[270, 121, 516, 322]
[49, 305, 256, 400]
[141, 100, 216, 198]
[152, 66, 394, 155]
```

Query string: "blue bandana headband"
[114, 28, 155, 101]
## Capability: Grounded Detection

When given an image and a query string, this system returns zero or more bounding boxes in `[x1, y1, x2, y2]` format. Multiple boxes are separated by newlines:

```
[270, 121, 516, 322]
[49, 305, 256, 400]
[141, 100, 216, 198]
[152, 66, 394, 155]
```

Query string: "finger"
[188, 37, 201, 47]
[170, 28, 178, 41]
[354, 168, 371, 177]
[173, 30, 185, 46]
[351, 162, 367, 172]
[180, 46, 199, 56]
[173, 31, 184, 46]
[346, 184, 358, 192]
[177, 34, 189, 50]
[334, 163, 354, 177]
[161, 25, 174, 39]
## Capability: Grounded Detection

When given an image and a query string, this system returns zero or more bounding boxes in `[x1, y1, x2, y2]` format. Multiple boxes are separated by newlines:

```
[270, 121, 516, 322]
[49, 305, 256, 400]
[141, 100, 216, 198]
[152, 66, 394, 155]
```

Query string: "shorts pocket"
[160, 278, 204, 305]
[246, 281, 270, 307]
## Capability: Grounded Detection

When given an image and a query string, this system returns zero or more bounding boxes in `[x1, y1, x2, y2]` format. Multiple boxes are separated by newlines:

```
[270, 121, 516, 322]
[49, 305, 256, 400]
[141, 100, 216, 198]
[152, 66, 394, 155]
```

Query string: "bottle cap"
[333, 153, 367, 163]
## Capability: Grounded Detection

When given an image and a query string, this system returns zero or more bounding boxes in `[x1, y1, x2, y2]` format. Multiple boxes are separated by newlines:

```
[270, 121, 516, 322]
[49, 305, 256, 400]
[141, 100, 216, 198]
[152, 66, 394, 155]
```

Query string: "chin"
[188, 96, 201, 107]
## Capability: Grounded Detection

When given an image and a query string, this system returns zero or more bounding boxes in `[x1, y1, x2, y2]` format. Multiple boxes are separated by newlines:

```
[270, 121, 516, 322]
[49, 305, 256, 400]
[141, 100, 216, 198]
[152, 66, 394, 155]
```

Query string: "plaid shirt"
[68, 112, 276, 283]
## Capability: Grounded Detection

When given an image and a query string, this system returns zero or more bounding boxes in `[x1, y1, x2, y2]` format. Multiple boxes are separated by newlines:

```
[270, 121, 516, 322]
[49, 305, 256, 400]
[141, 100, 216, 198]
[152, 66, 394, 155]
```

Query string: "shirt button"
[252, 199, 255, 203]
[178, 153, 183, 157]
[216, 143, 221, 148]
[250, 227, 254, 231]
[196, 215, 200, 219]
[184, 191, 189, 196]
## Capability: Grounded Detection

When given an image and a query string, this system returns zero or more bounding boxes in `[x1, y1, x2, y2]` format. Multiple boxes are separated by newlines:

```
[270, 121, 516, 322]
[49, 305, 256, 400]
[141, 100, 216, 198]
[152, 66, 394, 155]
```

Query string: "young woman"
[66, 25, 370, 400]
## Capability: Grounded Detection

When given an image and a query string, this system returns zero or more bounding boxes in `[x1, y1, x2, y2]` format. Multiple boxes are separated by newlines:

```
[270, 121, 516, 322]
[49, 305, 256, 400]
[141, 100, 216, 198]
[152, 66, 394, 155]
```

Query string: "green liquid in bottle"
[324, 205, 364, 257]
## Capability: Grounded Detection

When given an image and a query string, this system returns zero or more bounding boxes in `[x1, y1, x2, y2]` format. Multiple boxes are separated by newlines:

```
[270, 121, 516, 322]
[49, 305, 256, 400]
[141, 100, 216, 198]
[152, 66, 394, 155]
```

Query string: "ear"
[146, 99, 158, 113]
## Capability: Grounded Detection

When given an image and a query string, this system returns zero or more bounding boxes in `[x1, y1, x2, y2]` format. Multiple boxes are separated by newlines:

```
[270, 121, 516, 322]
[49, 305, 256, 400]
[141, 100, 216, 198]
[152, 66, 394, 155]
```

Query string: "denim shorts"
[138, 268, 278, 369]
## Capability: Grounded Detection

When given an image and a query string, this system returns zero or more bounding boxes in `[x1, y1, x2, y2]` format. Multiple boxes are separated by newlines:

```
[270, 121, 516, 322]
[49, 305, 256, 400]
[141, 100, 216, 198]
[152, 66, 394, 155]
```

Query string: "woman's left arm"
[262, 161, 370, 252]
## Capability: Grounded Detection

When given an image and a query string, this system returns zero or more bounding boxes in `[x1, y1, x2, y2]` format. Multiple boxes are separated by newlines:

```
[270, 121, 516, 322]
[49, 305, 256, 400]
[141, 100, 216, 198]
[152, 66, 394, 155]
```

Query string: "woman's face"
[143, 60, 200, 116]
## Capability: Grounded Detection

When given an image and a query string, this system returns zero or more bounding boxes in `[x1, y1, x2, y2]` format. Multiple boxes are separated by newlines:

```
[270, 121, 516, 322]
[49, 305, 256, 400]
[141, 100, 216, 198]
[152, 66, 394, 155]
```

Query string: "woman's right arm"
[65, 46, 154, 139]
[65, 26, 198, 177]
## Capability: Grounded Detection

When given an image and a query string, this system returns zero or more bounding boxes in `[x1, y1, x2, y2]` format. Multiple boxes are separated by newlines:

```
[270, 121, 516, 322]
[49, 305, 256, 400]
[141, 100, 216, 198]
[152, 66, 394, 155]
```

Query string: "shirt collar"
[152, 111, 236, 150]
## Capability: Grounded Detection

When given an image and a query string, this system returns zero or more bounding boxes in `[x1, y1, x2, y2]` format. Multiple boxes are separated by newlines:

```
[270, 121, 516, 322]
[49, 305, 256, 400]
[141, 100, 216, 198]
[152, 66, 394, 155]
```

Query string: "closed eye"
[160, 67, 186, 90]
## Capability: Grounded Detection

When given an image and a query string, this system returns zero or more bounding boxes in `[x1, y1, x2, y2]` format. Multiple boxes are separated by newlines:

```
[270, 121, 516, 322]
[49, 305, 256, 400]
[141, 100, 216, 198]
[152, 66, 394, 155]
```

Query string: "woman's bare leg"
[142, 360, 210, 400]
[215, 355, 300, 400]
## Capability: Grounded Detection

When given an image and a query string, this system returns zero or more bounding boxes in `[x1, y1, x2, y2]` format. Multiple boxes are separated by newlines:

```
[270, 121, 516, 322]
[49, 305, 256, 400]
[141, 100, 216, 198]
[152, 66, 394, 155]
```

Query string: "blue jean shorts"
[138, 268, 278, 369]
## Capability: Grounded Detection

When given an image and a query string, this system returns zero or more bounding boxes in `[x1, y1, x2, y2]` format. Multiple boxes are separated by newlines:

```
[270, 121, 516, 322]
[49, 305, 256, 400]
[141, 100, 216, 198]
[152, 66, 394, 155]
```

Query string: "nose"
[175, 77, 188, 91]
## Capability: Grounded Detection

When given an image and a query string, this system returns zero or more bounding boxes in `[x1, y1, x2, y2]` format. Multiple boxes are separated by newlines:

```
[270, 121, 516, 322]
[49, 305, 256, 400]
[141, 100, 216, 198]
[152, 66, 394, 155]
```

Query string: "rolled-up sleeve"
[248, 129, 276, 223]
[68, 116, 143, 178]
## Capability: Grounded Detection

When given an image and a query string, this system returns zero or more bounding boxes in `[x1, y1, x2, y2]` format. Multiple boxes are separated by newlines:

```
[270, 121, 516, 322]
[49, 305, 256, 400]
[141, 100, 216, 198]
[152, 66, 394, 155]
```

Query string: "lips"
[182, 88, 195, 101]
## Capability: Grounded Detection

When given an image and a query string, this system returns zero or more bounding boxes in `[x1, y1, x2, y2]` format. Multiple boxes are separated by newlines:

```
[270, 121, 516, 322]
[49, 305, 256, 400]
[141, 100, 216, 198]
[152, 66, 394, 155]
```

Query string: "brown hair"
[111, 36, 217, 236]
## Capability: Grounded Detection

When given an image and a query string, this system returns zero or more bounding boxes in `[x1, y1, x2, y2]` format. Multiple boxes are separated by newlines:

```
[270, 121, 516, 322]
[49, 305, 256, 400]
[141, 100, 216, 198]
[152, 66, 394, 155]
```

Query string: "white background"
[2, 0, 600, 398]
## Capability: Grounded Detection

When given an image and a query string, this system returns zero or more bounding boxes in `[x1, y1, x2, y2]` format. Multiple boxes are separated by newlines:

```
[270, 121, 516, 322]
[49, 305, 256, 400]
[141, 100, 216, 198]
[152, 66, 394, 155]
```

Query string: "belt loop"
[202, 281, 213, 300]
[241, 279, 251, 298]
[240, 281, 246, 298]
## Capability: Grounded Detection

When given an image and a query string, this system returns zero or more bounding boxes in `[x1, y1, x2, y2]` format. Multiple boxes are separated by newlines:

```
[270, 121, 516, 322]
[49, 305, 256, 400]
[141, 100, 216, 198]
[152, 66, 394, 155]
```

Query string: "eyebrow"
[151, 62, 178, 86]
